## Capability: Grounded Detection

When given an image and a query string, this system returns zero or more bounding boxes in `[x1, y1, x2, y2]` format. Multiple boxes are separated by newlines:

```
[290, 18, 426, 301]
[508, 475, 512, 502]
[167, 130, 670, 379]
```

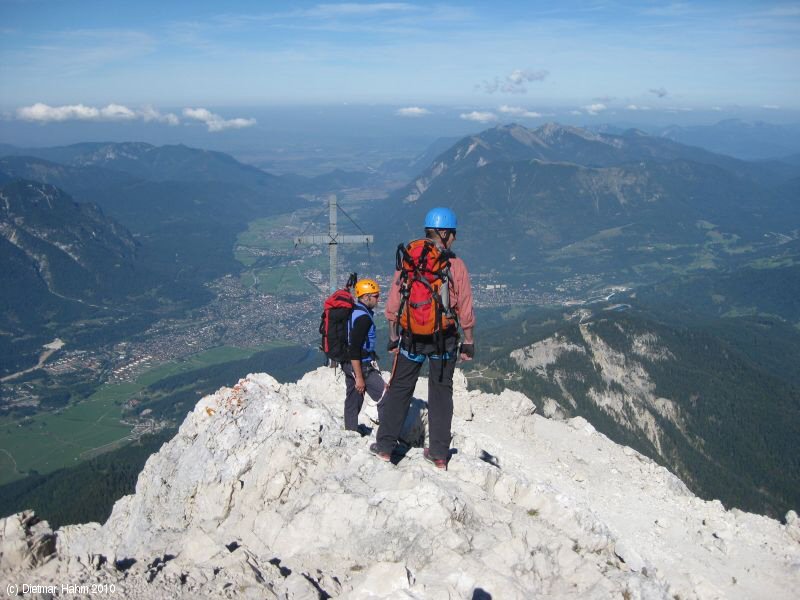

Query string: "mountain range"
[369, 123, 800, 285]
[0, 180, 144, 302]
[0, 143, 313, 374]
[0, 180, 174, 374]
[0, 142, 287, 188]
[397, 123, 798, 198]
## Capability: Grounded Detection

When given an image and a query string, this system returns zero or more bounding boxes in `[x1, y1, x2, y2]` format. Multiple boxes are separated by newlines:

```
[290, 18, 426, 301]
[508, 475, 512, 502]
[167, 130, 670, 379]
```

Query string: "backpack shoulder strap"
[350, 303, 373, 325]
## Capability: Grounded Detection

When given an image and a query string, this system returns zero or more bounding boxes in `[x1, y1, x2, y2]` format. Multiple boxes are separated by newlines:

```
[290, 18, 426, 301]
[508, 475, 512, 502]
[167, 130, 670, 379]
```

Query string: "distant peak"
[501, 123, 545, 147]
[497, 122, 526, 131]
[534, 122, 604, 143]
[536, 122, 565, 135]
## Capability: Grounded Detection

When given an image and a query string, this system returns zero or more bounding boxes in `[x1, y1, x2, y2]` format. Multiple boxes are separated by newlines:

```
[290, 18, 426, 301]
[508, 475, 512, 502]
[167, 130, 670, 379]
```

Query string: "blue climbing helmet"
[424, 207, 458, 230]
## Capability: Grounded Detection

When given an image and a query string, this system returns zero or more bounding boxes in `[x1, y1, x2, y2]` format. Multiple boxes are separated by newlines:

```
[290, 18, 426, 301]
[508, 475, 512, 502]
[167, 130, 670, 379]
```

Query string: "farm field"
[235, 211, 375, 296]
[0, 344, 285, 485]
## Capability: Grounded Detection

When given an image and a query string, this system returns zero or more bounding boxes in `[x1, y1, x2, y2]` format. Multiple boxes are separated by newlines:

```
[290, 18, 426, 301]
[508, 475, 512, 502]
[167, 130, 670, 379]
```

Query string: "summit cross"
[295, 195, 373, 292]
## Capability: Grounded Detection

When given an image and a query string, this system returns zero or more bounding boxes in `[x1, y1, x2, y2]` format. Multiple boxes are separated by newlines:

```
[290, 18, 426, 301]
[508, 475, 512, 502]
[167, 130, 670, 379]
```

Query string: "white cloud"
[626, 104, 651, 111]
[582, 103, 607, 115]
[762, 104, 780, 110]
[481, 68, 548, 94]
[570, 110, 583, 115]
[140, 105, 181, 125]
[99, 104, 137, 120]
[182, 108, 256, 132]
[460, 111, 498, 123]
[18, 103, 100, 122]
[396, 106, 430, 117]
[499, 105, 542, 118]
[16, 102, 179, 125]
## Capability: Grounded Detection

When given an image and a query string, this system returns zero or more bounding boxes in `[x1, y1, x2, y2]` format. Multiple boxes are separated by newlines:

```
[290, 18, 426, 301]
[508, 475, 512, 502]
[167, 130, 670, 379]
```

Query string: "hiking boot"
[369, 443, 391, 462]
[356, 424, 372, 437]
[423, 448, 448, 470]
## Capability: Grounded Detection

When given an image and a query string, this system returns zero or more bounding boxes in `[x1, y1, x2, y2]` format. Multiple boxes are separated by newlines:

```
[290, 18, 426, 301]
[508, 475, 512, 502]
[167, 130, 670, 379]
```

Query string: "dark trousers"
[376, 336, 458, 459]
[342, 362, 386, 430]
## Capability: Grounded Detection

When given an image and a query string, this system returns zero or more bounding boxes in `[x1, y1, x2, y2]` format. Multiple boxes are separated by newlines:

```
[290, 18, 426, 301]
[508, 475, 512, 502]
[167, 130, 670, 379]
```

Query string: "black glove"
[387, 338, 399, 352]
[459, 343, 474, 358]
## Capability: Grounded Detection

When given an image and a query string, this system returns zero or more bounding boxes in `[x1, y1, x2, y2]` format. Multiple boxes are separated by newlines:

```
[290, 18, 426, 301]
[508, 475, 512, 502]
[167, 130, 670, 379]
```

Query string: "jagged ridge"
[1, 367, 798, 598]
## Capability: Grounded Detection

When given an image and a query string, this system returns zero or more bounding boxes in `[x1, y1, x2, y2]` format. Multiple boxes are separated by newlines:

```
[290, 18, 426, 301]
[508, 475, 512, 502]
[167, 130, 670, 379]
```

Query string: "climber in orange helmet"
[342, 278, 387, 435]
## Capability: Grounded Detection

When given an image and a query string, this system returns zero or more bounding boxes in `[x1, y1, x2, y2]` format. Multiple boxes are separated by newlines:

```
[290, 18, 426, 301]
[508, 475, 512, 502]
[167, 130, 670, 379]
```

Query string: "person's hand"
[355, 377, 366, 394]
[459, 343, 474, 361]
[387, 338, 399, 354]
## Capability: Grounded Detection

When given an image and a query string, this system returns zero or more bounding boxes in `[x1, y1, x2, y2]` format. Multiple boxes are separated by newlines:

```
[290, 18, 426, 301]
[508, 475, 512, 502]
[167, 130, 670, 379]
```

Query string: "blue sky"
[1, 1, 799, 131]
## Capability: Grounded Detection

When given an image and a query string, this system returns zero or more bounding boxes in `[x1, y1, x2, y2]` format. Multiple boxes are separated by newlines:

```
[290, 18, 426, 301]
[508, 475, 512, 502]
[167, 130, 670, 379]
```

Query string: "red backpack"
[319, 274, 357, 366]
[395, 239, 456, 338]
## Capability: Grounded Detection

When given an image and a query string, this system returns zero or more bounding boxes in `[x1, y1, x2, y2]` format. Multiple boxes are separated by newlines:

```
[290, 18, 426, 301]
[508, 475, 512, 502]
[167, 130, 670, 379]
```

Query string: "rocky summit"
[1, 367, 798, 599]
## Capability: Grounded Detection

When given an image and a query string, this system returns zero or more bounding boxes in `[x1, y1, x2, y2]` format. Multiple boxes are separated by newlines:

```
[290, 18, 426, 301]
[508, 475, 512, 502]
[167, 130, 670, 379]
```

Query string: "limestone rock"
[568, 415, 596, 434]
[2, 366, 798, 599]
[0, 511, 56, 574]
[614, 539, 645, 572]
[349, 562, 410, 598]
[785, 510, 800, 543]
[542, 397, 566, 420]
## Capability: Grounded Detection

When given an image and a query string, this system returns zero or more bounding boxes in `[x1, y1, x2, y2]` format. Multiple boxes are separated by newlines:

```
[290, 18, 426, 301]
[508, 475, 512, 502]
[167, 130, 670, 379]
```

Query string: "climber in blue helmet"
[370, 206, 475, 471]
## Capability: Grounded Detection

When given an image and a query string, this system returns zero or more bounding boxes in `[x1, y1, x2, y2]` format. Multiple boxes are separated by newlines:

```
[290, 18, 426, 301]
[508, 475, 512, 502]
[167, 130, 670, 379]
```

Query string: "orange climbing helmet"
[354, 278, 380, 297]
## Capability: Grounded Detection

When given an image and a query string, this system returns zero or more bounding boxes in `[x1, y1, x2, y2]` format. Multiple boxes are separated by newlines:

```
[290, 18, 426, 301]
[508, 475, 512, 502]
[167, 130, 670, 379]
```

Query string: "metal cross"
[295, 195, 373, 292]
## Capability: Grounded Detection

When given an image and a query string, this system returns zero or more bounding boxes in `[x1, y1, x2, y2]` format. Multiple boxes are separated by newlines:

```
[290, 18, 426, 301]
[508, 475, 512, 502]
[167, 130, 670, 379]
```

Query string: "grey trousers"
[341, 362, 386, 430]
[375, 335, 459, 459]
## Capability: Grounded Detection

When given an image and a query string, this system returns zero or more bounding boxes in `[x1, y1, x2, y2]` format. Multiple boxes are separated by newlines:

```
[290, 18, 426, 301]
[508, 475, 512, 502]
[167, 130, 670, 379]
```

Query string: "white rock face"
[512, 324, 685, 455]
[405, 161, 448, 202]
[2, 367, 798, 599]
[510, 334, 586, 376]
